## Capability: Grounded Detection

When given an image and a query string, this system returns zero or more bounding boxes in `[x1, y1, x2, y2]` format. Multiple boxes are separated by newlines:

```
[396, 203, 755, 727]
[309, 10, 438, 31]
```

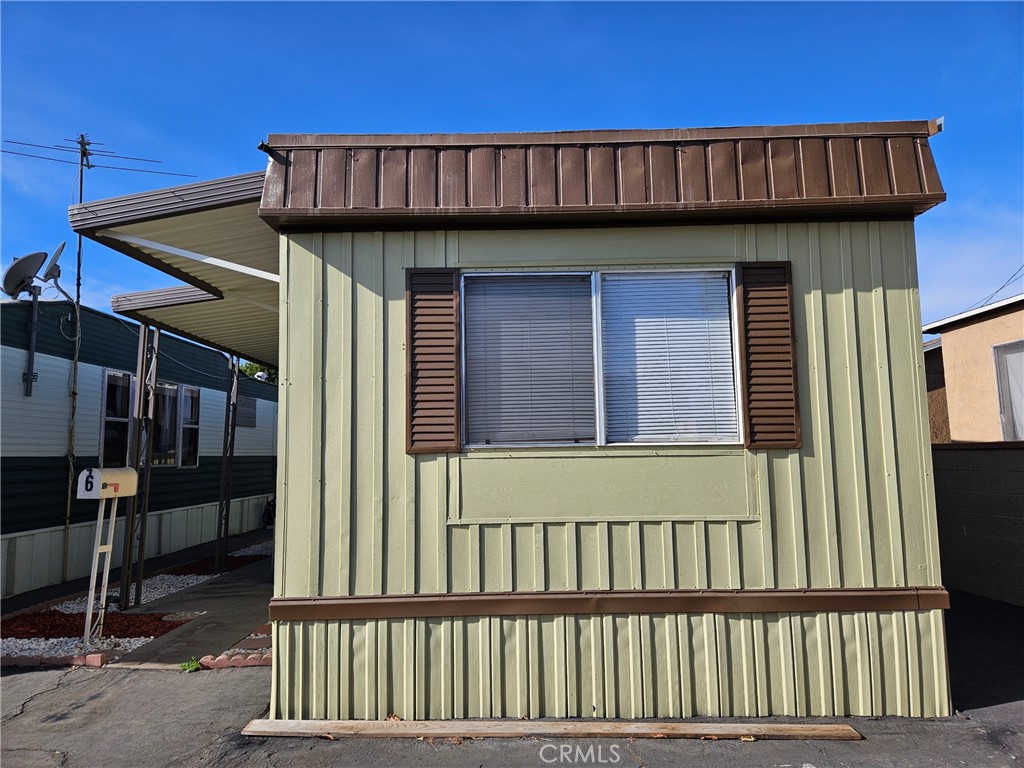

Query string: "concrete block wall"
[933, 444, 1024, 606]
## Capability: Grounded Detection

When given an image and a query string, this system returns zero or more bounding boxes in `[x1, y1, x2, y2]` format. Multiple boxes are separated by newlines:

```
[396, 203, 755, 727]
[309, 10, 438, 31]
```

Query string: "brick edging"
[200, 653, 272, 669]
[0, 652, 107, 668]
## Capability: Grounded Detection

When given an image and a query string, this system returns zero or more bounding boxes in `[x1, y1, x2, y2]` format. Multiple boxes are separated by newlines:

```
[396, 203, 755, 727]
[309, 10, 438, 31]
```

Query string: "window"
[994, 340, 1024, 441]
[601, 272, 739, 443]
[179, 386, 200, 468]
[463, 275, 595, 444]
[101, 370, 133, 467]
[151, 383, 179, 466]
[461, 270, 740, 446]
[236, 396, 258, 428]
[405, 264, 799, 454]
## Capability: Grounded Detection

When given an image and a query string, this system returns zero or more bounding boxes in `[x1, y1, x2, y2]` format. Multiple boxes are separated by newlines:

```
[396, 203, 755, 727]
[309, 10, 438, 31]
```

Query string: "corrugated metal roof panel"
[259, 121, 946, 230]
[69, 172, 265, 232]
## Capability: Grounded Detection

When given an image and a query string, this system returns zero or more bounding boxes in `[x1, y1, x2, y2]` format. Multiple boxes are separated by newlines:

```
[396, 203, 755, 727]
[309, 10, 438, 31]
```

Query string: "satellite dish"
[42, 241, 66, 282]
[2, 251, 47, 299]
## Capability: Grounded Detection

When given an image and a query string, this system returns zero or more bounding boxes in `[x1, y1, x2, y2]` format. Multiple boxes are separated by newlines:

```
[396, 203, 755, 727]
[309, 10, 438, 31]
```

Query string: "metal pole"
[216, 356, 238, 572]
[133, 329, 159, 607]
[23, 287, 40, 396]
[120, 325, 149, 610]
[62, 135, 89, 583]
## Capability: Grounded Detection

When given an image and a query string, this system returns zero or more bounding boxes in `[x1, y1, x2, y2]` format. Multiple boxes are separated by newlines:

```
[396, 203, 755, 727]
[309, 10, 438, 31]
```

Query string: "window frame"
[993, 338, 1024, 441]
[99, 368, 136, 468]
[459, 267, 745, 449]
[149, 381, 180, 467]
[177, 385, 201, 469]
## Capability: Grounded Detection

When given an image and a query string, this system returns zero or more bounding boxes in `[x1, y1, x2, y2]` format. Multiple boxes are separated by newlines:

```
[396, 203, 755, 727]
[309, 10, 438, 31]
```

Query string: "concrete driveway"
[2, 592, 1021, 768]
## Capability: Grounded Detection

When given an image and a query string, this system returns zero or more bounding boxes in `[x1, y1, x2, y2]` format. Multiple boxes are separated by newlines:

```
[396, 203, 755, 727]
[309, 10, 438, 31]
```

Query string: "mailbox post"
[77, 468, 138, 644]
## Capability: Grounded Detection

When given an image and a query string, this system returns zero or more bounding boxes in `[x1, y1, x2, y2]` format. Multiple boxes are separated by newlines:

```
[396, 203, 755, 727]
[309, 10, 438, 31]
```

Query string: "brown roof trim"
[267, 120, 936, 148]
[259, 123, 945, 230]
[268, 586, 949, 621]
[69, 172, 264, 233]
[261, 199, 939, 233]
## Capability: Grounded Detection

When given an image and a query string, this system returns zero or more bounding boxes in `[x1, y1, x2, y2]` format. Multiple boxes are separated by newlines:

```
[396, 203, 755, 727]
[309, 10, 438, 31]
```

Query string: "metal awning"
[69, 172, 280, 367]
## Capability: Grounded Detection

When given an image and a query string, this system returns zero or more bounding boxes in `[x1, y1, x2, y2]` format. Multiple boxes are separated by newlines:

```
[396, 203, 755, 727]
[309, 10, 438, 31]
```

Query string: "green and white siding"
[0, 302, 278, 596]
[272, 222, 948, 719]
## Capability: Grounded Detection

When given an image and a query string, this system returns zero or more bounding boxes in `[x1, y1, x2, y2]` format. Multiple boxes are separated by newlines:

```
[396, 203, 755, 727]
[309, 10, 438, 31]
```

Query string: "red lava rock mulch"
[164, 554, 268, 576]
[1, 610, 189, 640]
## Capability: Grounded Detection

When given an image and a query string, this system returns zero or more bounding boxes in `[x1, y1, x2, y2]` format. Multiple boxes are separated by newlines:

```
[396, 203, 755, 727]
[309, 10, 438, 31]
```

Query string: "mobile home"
[72, 119, 950, 719]
[1, 300, 278, 596]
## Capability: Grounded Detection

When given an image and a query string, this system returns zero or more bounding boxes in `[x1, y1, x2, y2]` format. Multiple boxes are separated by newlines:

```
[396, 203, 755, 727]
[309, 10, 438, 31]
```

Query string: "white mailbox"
[77, 468, 138, 500]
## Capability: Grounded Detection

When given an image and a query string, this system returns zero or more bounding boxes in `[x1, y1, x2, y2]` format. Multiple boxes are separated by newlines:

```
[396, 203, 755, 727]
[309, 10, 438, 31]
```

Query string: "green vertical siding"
[273, 222, 948, 718]
[272, 610, 948, 719]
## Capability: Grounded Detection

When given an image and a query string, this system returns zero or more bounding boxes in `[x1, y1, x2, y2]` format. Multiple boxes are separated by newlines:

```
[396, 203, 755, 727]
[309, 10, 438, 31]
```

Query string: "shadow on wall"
[945, 590, 1024, 712]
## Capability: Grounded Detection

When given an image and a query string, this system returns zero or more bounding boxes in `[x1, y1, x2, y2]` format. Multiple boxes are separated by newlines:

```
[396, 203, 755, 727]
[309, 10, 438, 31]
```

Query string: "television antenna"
[2, 134, 196, 307]
[2, 241, 70, 396]
[2, 134, 195, 584]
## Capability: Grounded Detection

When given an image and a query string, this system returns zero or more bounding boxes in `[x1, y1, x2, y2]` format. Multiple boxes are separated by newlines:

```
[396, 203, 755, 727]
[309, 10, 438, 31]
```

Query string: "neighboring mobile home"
[71, 120, 950, 719]
[0, 300, 278, 596]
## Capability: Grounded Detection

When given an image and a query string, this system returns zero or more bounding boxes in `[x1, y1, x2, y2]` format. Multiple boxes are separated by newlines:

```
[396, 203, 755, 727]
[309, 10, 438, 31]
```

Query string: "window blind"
[464, 275, 595, 444]
[601, 272, 739, 443]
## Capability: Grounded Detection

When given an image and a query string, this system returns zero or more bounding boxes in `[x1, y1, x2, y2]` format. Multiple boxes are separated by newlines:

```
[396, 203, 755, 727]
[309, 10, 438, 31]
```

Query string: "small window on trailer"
[179, 386, 200, 468]
[236, 396, 258, 428]
[101, 370, 134, 468]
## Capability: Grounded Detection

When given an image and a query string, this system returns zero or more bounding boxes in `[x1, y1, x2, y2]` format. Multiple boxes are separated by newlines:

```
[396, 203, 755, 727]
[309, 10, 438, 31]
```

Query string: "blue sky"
[2, 1, 1021, 325]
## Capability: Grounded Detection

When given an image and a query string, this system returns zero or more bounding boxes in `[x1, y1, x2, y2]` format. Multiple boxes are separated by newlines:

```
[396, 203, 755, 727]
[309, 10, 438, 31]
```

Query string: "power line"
[963, 263, 1024, 312]
[5, 139, 165, 163]
[1, 149, 196, 177]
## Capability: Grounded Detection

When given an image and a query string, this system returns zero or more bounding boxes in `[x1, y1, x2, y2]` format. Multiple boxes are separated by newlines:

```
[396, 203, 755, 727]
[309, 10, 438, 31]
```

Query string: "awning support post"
[215, 356, 239, 572]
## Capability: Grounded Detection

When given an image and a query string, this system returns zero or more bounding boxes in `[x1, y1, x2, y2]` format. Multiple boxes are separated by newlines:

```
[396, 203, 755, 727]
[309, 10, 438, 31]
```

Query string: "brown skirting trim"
[269, 586, 949, 622]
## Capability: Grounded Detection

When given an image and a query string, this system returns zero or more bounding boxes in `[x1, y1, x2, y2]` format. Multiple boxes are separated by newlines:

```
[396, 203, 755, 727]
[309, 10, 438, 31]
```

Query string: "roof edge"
[266, 120, 937, 148]
[69, 171, 265, 233]
[111, 285, 221, 313]
[259, 195, 944, 233]
[923, 294, 1024, 334]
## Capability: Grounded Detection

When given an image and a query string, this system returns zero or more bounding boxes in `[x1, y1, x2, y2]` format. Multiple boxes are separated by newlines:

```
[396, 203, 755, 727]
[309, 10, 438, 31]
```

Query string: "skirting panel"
[271, 610, 949, 720]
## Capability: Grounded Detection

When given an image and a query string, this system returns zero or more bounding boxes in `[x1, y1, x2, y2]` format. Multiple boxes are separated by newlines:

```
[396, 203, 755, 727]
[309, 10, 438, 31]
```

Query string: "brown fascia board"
[260, 196, 942, 233]
[265, 120, 936, 148]
[69, 172, 265, 233]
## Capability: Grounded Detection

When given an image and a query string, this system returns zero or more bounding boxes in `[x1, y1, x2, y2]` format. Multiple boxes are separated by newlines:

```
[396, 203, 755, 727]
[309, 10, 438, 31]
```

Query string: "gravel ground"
[2, 540, 273, 663]
[52, 574, 214, 614]
[1, 635, 152, 657]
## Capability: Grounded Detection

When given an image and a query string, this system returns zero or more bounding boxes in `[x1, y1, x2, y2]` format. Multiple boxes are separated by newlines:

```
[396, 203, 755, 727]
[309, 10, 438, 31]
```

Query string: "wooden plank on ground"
[242, 719, 862, 741]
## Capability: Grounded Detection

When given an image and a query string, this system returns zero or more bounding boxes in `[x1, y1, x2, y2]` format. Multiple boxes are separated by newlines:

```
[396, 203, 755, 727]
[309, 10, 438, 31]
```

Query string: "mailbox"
[77, 468, 138, 500]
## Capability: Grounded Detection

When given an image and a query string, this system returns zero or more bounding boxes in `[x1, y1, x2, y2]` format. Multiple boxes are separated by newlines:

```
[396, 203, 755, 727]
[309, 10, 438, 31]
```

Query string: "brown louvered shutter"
[406, 268, 461, 453]
[737, 262, 801, 449]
